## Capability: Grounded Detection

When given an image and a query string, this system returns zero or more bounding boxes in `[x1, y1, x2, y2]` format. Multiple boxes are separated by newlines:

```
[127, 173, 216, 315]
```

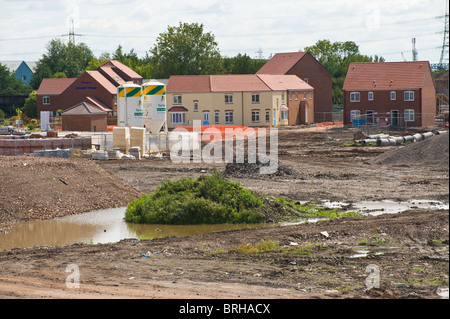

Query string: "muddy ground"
[0, 127, 448, 300]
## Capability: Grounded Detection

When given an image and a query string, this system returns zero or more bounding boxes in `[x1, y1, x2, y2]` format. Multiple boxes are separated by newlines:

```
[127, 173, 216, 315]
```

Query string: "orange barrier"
[315, 121, 344, 131]
[107, 125, 117, 132]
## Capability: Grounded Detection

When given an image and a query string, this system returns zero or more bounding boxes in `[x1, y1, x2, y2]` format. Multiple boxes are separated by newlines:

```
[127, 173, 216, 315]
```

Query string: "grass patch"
[125, 168, 361, 225]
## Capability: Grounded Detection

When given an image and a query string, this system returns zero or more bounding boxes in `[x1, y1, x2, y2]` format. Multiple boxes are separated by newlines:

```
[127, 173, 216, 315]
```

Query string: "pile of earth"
[223, 155, 301, 179]
[370, 132, 449, 167]
[0, 156, 142, 225]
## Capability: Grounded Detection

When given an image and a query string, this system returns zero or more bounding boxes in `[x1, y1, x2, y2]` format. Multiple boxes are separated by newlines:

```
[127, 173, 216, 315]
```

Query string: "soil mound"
[0, 156, 141, 224]
[370, 132, 449, 167]
[223, 156, 301, 179]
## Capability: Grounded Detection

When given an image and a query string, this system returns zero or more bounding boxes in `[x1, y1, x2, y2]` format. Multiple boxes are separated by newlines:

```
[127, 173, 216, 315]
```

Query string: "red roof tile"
[62, 102, 107, 115]
[167, 75, 211, 93]
[100, 60, 142, 80]
[256, 52, 307, 75]
[85, 70, 117, 94]
[36, 78, 77, 95]
[343, 61, 433, 91]
[84, 97, 112, 112]
[210, 75, 271, 92]
[257, 74, 313, 91]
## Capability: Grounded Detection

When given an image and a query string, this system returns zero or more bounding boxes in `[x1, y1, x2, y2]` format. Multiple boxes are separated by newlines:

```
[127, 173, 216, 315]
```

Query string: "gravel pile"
[370, 132, 449, 167]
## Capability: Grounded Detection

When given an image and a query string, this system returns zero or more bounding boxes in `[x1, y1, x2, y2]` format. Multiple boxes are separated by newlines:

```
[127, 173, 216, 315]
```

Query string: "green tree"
[31, 39, 94, 89]
[0, 63, 32, 95]
[22, 91, 37, 119]
[223, 53, 267, 74]
[149, 22, 223, 78]
[304, 39, 385, 105]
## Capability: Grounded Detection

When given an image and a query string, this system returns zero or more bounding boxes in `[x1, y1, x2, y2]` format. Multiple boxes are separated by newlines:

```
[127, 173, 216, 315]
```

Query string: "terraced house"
[343, 61, 436, 128]
[166, 74, 314, 129]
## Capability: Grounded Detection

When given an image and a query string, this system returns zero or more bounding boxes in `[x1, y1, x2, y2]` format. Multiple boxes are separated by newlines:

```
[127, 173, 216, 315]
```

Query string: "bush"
[125, 168, 264, 225]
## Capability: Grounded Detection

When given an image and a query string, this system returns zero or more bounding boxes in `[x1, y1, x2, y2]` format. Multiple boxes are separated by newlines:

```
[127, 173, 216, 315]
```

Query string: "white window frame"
[173, 95, 182, 105]
[251, 110, 260, 123]
[295, 93, 298, 101]
[350, 92, 360, 102]
[225, 94, 233, 104]
[193, 101, 199, 112]
[404, 109, 415, 122]
[350, 110, 361, 122]
[214, 111, 220, 124]
[252, 93, 260, 104]
[390, 91, 396, 101]
[203, 111, 210, 123]
[43, 96, 50, 105]
[265, 110, 270, 122]
[171, 112, 185, 124]
[225, 111, 234, 123]
[304, 92, 307, 100]
[281, 109, 288, 121]
[368, 92, 374, 101]
[366, 110, 375, 124]
[404, 91, 415, 101]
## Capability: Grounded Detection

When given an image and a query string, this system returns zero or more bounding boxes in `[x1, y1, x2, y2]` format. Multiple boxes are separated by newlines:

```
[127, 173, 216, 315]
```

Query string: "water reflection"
[0, 207, 269, 250]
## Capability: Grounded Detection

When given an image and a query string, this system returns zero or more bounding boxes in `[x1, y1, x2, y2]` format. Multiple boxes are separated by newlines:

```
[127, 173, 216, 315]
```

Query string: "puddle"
[0, 207, 269, 250]
[0, 199, 448, 250]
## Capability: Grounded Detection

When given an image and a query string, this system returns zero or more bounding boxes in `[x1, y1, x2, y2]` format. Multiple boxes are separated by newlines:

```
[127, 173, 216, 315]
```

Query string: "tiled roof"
[168, 106, 188, 112]
[62, 102, 107, 115]
[85, 70, 117, 94]
[100, 60, 142, 80]
[36, 78, 77, 95]
[167, 75, 211, 93]
[343, 61, 433, 91]
[210, 75, 271, 92]
[256, 52, 307, 75]
[167, 74, 312, 93]
[84, 97, 113, 112]
[257, 74, 313, 91]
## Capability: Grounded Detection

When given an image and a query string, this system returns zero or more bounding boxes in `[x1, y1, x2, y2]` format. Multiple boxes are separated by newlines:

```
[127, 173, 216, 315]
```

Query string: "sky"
[0, 0, 447, 64]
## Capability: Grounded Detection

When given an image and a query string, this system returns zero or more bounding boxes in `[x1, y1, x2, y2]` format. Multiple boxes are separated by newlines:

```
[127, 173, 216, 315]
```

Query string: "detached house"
[257, 52, 332, 122]
[37, 60, 143, 124]
[166, 74, 314, 129]
[343, 61, 436, 128]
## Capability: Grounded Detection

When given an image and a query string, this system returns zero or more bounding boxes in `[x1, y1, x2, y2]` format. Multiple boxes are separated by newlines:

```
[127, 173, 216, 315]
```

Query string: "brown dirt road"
[0, 127, 448, 300]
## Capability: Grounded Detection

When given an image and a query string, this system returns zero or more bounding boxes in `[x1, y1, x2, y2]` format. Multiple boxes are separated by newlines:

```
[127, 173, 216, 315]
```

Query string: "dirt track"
[0, 127, 448, 299]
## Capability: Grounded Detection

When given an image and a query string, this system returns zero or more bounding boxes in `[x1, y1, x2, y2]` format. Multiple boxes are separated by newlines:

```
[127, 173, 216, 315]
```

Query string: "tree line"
[2, 22, 389, 118]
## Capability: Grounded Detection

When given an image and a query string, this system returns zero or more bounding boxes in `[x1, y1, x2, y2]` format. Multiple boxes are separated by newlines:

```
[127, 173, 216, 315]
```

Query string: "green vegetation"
[125, 169, 361, 225]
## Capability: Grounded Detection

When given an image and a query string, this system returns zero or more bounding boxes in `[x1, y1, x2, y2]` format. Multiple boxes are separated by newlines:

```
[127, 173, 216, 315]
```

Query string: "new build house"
[36, 60, 143, 122]
[257, 52, 332, 122]
[343, 61, 436, 128]
[166, 74, 314, 129]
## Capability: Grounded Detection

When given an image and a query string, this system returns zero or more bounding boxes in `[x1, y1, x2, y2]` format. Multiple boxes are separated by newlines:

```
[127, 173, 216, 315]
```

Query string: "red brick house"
[257, 52, 332, 122]
[343, 61, 436, 128]
[36, 60, 143, 121]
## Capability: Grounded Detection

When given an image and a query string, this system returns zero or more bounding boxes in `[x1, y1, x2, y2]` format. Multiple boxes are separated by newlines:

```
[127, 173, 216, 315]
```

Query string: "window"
[265, 110, 270, 122]
[225, 111, 234, 123]
[203, 111, 210, 123]
[193, 101, 199, 112]
[368, 92, 374, 101]
[350, 92, 360, 102]
[252, 93, 260, 104]
[390, 91, 396, 100]
[404, 91, 415, 101]
[295, 93, 298, 100]
[350, 110, 361, 122]
[173, 95, 182, 104]
[309, 92, 312, 100]
[304, 78, 309, 83]
[43, 96, 50, 105]
[366, 110, 374, 124]
[281, 109, 288, 121]
[281, 93, 285, 102]
[304, 92, 307, 100]
[251, 110, 260, 123]
[289, 93, 292, 100]
[215, 111, 220, 124]
[171, 113, 185, 124]
[225, 94, 233, 104]
[404, 109, 415, 122]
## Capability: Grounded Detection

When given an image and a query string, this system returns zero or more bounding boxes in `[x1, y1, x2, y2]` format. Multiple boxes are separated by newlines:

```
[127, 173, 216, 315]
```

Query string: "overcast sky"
[0, 0, 447, 64]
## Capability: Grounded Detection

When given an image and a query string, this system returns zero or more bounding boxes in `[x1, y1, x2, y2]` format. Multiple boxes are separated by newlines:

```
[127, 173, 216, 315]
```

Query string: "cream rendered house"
[166, 74, 314, 129]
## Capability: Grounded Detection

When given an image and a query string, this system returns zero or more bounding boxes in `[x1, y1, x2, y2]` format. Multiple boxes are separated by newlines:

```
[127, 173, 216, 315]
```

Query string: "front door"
[391, 110, 399, 126]
[203, 111, 210, 125]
